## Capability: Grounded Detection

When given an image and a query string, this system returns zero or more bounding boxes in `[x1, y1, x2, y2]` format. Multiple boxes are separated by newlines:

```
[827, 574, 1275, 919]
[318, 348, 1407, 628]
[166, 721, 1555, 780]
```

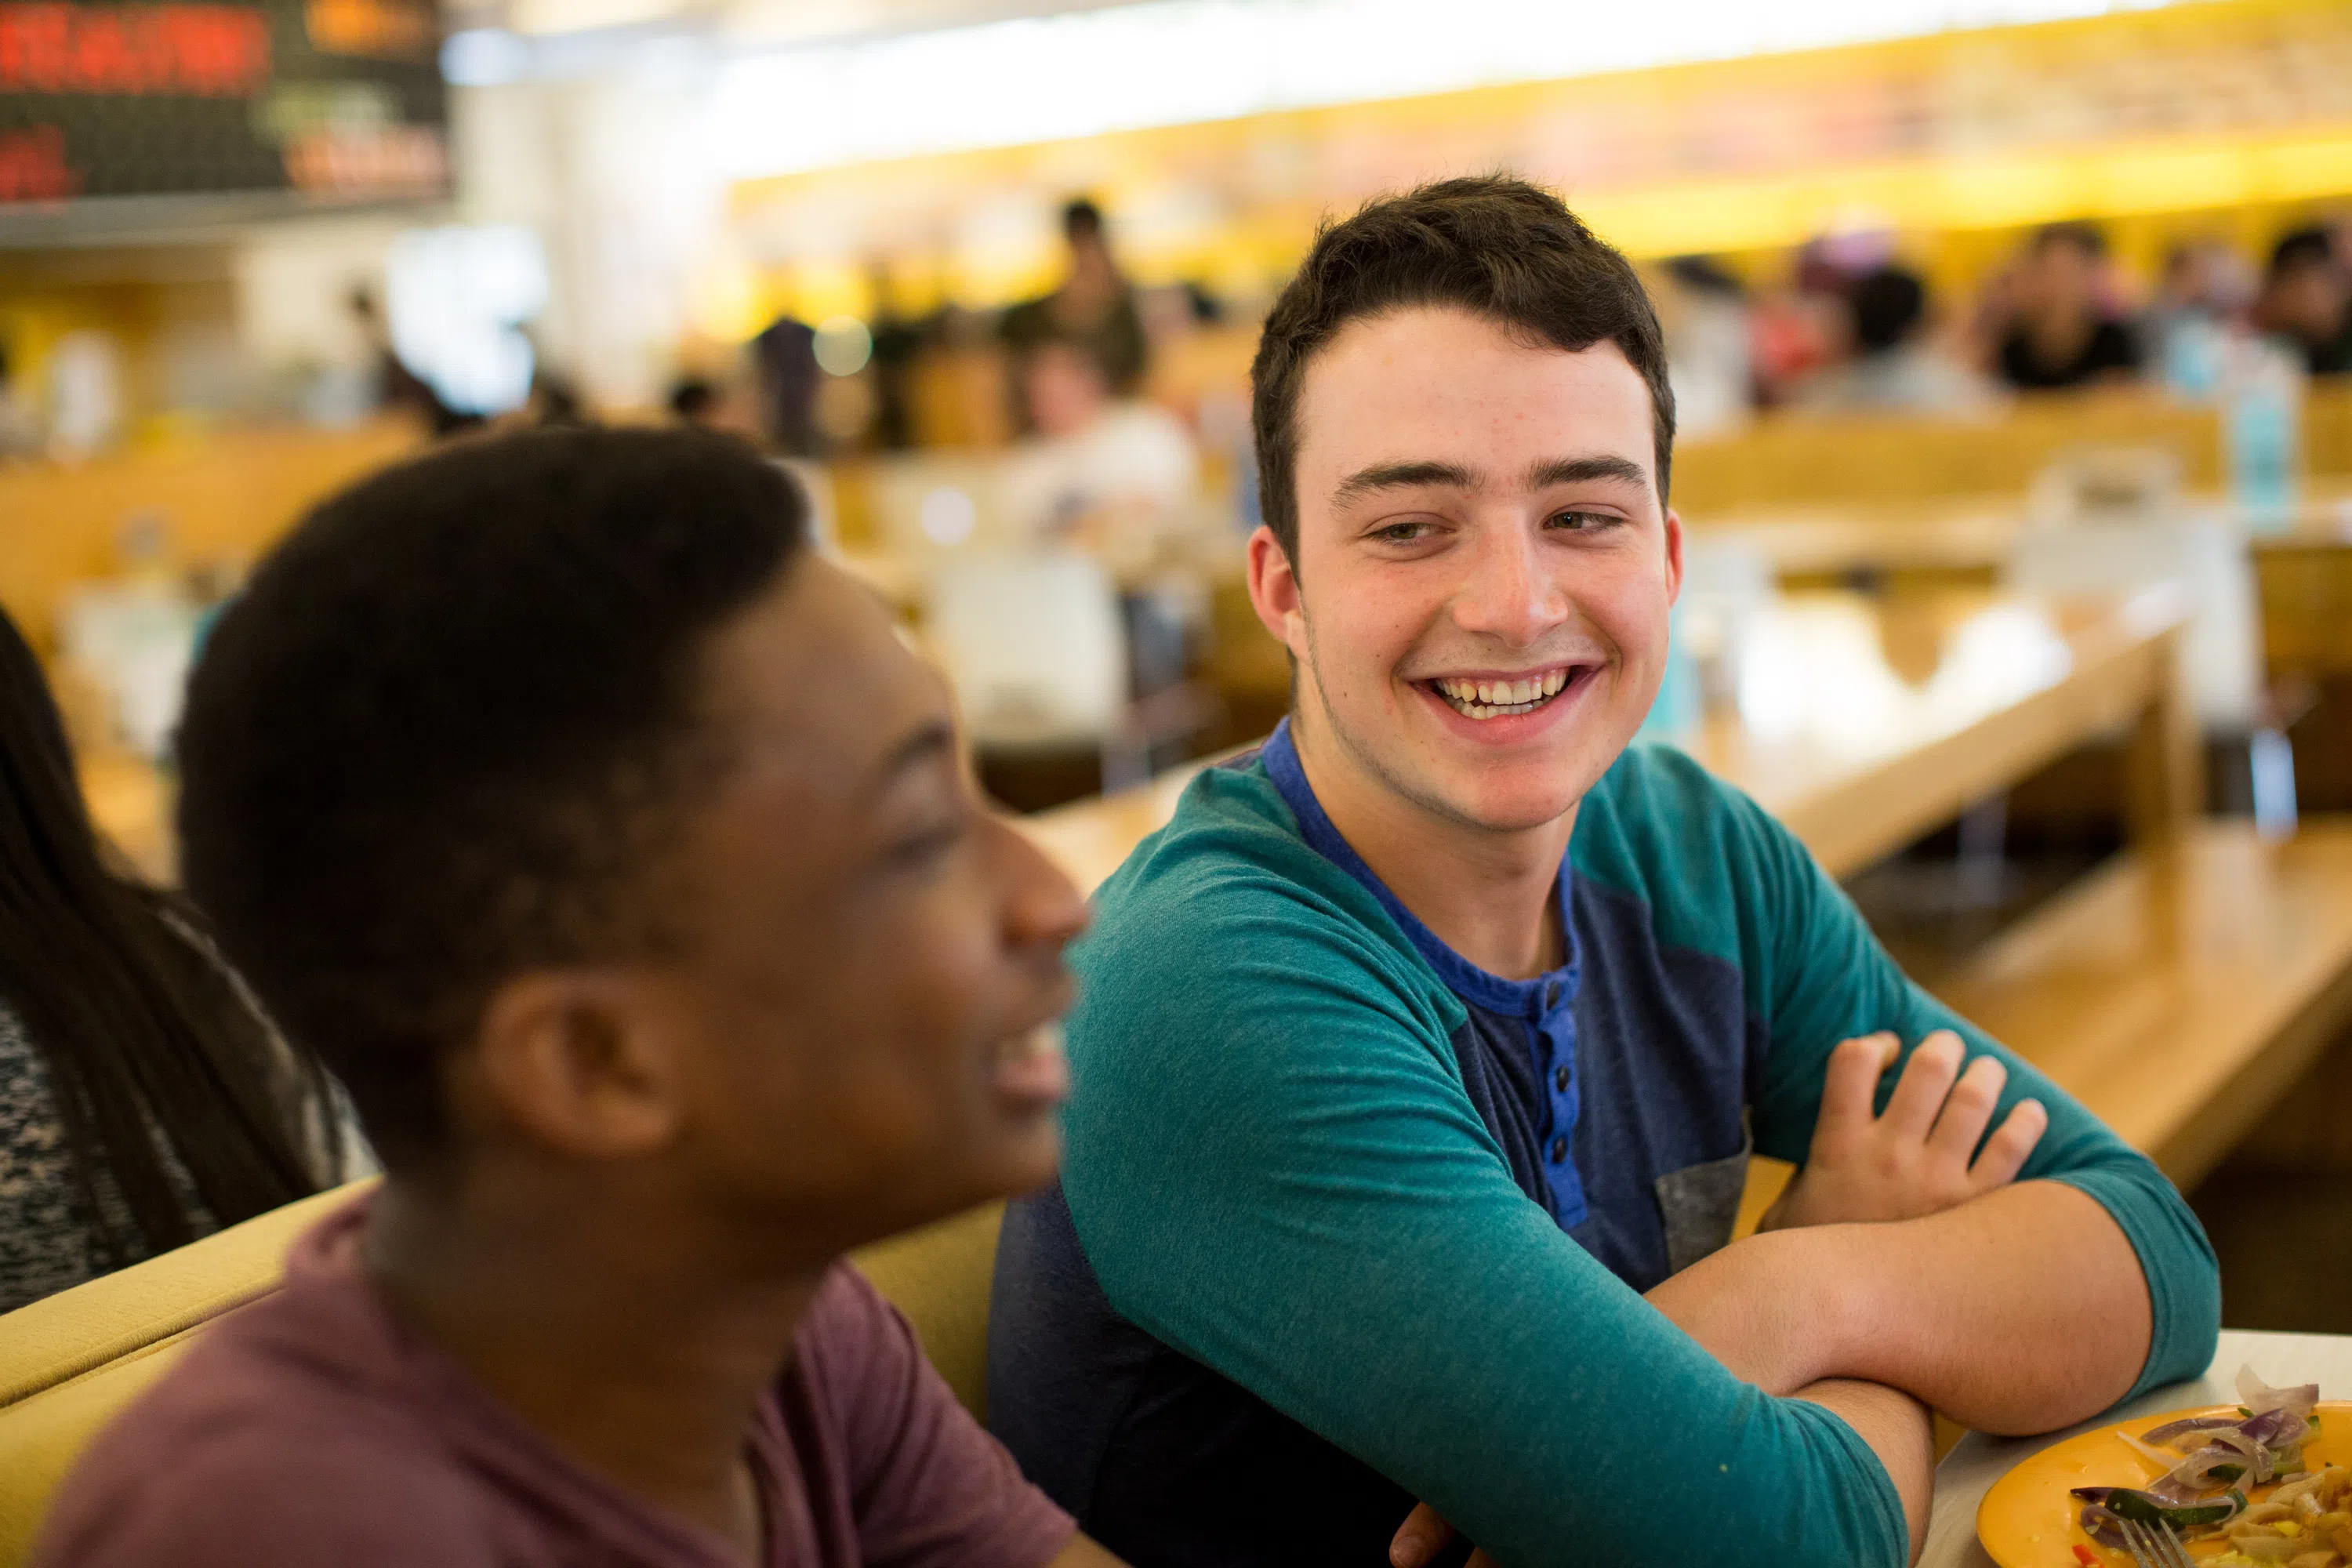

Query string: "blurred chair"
[2005, 463, 2293, 837]
[846, 1203, 1004, 1418]
[927, 553, 1129, 749]
[869, 452, 1014, 561]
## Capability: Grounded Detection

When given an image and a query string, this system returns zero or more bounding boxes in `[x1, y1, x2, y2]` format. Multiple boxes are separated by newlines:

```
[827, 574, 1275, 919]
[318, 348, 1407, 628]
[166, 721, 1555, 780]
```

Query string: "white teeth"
[1427, 668, 1582, 720]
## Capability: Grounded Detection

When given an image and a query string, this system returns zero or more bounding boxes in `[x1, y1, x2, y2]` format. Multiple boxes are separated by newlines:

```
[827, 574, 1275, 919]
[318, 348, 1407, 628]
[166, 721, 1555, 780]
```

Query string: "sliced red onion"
[2150, 1446, 2249, 1498]
[2236, 1365, 2320, 1420]
[2074, 1496, 2128, 1546]
[2141, 1414, 2245, 1448]
[2201, 1428, 2272, 1485]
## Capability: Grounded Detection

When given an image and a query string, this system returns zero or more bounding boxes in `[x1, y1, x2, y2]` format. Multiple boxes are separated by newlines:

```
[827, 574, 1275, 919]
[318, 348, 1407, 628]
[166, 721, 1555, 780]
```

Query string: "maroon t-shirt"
[34, 1197, 1076, 1568]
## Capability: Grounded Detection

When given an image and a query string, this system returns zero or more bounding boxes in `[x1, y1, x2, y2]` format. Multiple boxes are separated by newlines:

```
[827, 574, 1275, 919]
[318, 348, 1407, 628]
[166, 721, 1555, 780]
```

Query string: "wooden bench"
[1741, 817, 2352, 1227]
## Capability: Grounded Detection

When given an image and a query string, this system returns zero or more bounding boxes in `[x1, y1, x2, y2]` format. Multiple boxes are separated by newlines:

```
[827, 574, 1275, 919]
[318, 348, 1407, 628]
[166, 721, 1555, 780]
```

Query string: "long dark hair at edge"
[0, 603, 331, 1261]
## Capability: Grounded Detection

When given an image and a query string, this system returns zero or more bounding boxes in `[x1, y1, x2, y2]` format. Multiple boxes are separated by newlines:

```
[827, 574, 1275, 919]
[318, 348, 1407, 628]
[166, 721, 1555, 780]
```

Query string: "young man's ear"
[1245, 524, 1308, 660]
[1662, 508, 1686, 608]
[466, 972, 684, 1160]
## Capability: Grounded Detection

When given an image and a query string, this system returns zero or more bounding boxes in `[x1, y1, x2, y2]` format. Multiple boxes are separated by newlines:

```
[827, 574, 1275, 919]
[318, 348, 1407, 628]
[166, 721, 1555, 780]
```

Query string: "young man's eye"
[1547, 510, 1620, 533]
[885, 816, 970, 870]
[1368, 521, 1432, 545]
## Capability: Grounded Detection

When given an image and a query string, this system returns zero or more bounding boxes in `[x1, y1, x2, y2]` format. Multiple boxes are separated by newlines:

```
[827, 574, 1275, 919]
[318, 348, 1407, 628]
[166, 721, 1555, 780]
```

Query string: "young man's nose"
[1448, 518, 1569, 646]
[989, 814, 1090, 952]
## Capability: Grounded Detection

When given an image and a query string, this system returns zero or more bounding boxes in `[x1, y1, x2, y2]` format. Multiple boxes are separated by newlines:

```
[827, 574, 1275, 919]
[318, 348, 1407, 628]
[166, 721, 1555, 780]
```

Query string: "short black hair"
[2031, 221, 2108, 260]
[177, 430, 808, 1171]
[1250, 176, 1675, 572]
[2270, 227, 2338, 280]
[1062, 198, 1105, 241]
[1850, 266, 1928, 354]
[668, 376, 717, 419]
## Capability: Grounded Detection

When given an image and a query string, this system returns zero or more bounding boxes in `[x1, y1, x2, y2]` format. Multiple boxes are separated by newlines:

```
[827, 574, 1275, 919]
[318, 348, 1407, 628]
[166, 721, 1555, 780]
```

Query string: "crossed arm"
[1399, 1024, 2176, 1568]
[1664, 1027, 2154, 1436]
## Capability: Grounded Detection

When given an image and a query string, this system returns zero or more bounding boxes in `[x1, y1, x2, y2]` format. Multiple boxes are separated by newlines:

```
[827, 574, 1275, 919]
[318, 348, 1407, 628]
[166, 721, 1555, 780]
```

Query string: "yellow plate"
[1977, 1401, 2350, 1566]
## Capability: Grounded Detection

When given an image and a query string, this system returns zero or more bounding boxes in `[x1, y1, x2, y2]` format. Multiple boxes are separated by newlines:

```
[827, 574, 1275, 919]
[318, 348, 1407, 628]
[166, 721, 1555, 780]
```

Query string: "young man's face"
[1251, 306, 1682, 834]
[652, 559, 1084, 1250]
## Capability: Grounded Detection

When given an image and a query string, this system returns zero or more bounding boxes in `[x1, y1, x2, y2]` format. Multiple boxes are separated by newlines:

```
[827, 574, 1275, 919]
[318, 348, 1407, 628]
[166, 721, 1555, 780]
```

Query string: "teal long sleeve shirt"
[986, 735, 2220, 1568]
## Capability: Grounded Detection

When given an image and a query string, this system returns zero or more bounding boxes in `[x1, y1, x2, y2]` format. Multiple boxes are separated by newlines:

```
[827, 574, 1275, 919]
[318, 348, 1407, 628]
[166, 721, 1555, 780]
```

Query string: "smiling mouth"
[1422, 666, 1589, 721]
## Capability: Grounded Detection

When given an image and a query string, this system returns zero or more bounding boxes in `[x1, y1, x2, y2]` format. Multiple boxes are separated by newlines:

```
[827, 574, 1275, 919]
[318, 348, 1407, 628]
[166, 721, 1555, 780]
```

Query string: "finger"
[1881, 1029, 1965, 1142]
[1967, 1098, 2049, 1194]
[1391, 1502, 1457, 1568]
[1925, 1053, 2009, 1171]
[1817, 1032, 1900, 1139]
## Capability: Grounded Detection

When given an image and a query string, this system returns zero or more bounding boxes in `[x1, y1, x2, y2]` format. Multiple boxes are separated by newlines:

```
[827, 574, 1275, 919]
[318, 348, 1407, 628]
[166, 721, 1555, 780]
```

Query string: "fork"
[2116, 1517, 2196, 1568]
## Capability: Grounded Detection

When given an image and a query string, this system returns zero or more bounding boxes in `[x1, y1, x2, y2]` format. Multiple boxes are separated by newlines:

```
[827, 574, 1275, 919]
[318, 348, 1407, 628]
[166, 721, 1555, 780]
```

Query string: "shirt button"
[1553, 1064, 1570, 1092]
[1548, 1135, 1568, 1163]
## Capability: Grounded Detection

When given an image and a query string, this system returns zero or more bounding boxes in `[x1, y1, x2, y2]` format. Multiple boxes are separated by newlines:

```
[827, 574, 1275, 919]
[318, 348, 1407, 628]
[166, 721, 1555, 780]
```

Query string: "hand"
[1390, 1501, 1494, 1568]
[1760, 1029, 2047, 1232]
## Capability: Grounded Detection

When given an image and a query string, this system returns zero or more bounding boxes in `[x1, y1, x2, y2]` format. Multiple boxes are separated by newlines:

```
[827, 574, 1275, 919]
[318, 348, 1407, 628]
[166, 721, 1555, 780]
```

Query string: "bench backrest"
[0, 1185, 1005, 1567]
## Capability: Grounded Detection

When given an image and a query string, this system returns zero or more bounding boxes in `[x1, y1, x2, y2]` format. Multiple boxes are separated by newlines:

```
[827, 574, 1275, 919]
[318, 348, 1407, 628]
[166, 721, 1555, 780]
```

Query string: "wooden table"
[1018, 588, 2198, 893]
[1689, 484, 2352, 584]
[1923, 1328, 2352, 1568]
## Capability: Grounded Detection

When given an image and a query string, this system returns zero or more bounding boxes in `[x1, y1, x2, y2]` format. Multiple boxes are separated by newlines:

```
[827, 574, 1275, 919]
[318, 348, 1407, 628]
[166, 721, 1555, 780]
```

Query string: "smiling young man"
[35, 431, 1120, 1568]
[986, 180, 2220, 1567]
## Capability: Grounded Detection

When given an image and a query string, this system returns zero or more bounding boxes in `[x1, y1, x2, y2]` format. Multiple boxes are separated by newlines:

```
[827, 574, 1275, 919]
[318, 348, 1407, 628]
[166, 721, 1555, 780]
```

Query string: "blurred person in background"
[0, 602, 348, 1313]
[667, 375, 763, 440]
[2254, 227, 2352, 377]
[669, 376, 719, 426]
[1797, 265, 1991, 415]
[2147, 240, 2259, 396]
[348, 286, 460, 436]
[1001, 198, 1149, 423]
[0, 341, 40, 458]
[1657, 256, 1752, 438]
[1748, 235, 1878, 407]
[1994, 223, 2143, 391]
[1000, 338, 1200, 561]
[753, 314, 825, 456]
[1000, 338, 1207, 707]
[866, 267, 927, 453]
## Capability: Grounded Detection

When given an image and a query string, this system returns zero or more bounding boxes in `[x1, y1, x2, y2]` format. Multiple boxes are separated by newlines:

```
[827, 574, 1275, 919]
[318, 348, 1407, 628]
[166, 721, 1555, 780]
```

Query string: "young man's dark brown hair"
[1248, 174, 1677, 572]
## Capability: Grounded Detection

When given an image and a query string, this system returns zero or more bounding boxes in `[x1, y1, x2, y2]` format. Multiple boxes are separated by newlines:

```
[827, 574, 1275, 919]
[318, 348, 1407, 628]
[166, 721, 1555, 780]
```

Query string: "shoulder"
[792, 1265, 922, 1406]
[1075, 760, 1461, 1051]
[1576, 744, 1789, 896]
[1573, 745, 1829, 999]
[38, 1338, 493, 1567]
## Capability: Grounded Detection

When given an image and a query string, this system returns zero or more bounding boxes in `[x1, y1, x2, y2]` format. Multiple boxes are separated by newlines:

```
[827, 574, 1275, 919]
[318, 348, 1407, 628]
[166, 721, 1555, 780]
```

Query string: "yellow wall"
[724, 0, 2352, 322]
[0, 420, 423, 653]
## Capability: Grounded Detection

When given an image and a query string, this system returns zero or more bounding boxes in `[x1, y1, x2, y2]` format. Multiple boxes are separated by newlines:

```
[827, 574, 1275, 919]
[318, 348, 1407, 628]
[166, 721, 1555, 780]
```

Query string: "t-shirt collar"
[1260, 717, 1579, 1020]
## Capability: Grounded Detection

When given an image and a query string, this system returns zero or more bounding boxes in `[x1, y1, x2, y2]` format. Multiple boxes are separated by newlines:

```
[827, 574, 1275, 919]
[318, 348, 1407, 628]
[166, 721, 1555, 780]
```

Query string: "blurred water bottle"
[2223, 336, 2303, 534]
[1638, 604, 1703, 745]
[2159, 312, 2227, 399]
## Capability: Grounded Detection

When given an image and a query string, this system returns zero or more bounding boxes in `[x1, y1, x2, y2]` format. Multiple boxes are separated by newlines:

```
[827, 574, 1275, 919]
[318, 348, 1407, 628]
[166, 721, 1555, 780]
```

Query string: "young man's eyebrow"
[1524, 455, 1650, 490]
[1330, 459, 1479, 506]
[871, 720, 956, 786]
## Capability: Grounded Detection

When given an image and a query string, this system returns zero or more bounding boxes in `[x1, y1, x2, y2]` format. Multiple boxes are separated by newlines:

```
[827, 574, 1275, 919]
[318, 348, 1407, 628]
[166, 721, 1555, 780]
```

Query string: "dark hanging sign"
[0, 0, 445, 217]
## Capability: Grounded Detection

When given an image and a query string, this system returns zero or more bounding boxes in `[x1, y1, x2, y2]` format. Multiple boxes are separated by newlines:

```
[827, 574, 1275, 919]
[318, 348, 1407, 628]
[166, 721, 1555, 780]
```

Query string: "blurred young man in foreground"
[37, 431, 1120, 1568]
[988, 179, 2220, 1567]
